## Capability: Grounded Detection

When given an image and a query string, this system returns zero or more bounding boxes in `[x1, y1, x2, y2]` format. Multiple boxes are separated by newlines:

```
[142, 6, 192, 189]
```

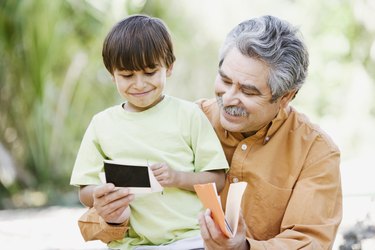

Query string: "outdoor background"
[0, 0, 374, 249]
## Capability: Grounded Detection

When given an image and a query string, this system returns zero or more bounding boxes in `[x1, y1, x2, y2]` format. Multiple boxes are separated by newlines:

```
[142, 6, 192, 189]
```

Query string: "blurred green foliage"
[0, 0, 110, 207]
[0, 0, 374, 208]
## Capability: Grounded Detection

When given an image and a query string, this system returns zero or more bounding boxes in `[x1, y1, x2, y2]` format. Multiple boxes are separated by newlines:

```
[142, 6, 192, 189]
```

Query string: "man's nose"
[222, 86, 241, 106]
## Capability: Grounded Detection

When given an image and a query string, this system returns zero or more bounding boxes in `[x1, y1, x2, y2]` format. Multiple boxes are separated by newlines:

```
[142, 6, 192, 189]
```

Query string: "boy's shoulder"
[92, 104, 122, 120]
[165, 95, 201, 112]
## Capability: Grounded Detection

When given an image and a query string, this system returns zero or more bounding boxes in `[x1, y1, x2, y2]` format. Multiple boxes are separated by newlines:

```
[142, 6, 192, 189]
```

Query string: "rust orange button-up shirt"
[199, 99, 342, 250]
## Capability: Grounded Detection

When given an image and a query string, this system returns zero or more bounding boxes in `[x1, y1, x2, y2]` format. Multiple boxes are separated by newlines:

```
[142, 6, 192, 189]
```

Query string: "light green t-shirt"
[70, 95, 229, 250]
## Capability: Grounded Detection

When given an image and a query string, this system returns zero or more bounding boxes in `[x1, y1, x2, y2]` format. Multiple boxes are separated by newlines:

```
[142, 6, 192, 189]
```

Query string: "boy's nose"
[133, 76, 145, 89]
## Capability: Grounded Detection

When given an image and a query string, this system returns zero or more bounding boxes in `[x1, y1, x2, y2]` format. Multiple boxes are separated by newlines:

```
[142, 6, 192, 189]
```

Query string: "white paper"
[225, 182, 247, 236]
[147, 165, 164, 193]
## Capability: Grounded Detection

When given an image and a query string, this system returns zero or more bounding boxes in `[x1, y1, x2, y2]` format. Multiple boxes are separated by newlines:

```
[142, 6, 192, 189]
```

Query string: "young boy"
[70, 14, 229, 249]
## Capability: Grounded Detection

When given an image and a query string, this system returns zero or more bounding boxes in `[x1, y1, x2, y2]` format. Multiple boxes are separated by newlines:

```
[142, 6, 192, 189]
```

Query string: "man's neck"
[241, 131, 257, 138]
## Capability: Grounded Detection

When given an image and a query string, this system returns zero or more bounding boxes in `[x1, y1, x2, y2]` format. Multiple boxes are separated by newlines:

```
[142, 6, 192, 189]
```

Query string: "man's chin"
[219, 115, 244, 133]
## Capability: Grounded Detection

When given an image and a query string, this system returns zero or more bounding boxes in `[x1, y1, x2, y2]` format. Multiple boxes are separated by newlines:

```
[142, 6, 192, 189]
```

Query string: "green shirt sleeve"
[70, 117, 106, 186]
[189, 107, 229, 173]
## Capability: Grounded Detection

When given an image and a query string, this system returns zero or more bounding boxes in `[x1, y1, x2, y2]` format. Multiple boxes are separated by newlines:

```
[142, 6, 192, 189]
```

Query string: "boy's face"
[113, 64, 173, 112]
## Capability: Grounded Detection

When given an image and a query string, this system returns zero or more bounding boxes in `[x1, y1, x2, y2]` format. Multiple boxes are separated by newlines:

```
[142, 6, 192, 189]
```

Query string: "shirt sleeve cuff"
[78, 207, 129, 243]
[247, 238, 265, 250]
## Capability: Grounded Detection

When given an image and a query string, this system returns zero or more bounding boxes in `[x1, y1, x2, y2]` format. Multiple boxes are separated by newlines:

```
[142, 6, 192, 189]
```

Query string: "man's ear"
[166, 63, 174, 77]
[280, 89, 298, 108]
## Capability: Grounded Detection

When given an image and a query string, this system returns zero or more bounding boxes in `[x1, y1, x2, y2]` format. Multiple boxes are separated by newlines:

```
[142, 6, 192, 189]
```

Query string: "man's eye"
[222, 79, 232, 85]
[243, 91, 257, 96]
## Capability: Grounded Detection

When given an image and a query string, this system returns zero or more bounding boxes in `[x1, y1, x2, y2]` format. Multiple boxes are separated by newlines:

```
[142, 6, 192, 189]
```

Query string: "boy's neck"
[123, 95, 165, 112]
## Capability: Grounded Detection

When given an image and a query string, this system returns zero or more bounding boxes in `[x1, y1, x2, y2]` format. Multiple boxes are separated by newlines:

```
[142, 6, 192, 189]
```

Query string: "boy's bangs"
[116, 37, 162, 71]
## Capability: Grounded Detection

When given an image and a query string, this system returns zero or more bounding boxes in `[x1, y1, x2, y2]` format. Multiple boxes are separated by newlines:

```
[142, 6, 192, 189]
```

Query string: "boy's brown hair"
[102, 14, 176, 74]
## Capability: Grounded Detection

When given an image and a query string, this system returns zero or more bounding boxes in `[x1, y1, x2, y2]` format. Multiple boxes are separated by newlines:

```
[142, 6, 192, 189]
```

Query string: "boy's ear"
[166, 63, 174, 77]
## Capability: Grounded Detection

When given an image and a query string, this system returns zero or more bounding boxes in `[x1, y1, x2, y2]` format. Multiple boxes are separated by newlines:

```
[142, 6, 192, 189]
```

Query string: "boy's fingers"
[95, 190, 133, 217]
[94, 183, 115, 198]
[150, 163, 161, 169]
[151, 165, 166, 177]
[106, 193, 133, 211]
[150, 163, 168, 170]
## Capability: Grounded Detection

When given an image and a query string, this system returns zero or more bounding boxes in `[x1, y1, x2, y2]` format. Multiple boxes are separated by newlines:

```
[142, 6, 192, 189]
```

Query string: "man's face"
[214, 47, 284, 135]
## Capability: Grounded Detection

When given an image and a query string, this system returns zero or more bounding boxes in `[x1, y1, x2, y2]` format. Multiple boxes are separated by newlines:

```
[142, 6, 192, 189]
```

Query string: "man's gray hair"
[219, 15, 309, 101]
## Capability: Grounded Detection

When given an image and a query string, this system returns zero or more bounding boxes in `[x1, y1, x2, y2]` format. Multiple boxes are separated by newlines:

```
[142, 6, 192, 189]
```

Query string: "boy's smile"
[113, 65, 172, 112]
[128, 89, 154, 96]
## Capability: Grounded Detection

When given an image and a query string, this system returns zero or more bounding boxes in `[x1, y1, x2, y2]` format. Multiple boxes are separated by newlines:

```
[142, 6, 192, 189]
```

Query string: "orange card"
[194, 182, 247, 238]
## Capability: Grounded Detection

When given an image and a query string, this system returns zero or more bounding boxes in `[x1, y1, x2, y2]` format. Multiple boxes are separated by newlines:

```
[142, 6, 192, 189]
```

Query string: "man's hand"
[199, 209, 250, 250]
[93, 183, 134, 224]
[150, 162, 178, 187]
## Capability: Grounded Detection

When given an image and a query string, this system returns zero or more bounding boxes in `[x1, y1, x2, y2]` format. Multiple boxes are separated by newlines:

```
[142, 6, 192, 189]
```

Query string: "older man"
[198, 15, 342, 250]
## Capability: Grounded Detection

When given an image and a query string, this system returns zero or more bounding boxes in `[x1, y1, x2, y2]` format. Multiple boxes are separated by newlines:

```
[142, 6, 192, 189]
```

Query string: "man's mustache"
[216, 96, 249, 117]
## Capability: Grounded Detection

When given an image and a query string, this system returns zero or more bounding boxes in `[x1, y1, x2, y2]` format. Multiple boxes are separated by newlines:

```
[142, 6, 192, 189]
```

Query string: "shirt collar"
[263, 106, 290, 143]
[224, 106, 290, 144]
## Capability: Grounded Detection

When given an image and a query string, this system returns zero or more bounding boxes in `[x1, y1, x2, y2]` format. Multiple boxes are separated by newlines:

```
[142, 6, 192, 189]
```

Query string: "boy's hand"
[93, 183, 134, 224]
[150, 162, 179, 187]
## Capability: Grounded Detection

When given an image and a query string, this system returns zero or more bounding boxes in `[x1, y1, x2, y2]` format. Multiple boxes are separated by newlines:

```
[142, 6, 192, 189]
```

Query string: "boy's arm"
[151, 163, 225, 192]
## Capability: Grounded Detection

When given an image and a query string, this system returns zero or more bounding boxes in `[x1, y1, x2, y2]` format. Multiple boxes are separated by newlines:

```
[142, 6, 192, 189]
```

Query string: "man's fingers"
[200, 209, 226, 250]
[236, 210, 248, 236]
[238, 213, 246, 230]
[199, 210, 212, 240]
[205, 209, 224, 238]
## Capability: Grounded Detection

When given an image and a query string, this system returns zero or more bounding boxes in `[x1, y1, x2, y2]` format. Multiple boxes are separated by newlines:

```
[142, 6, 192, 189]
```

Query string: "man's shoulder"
[289, 107, 340, 154]
[194, 98, 219, 118]
[195, 98, 217, 109]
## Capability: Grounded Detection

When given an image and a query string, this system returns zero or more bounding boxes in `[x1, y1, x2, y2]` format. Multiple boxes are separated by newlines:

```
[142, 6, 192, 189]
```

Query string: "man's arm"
[151, 163, 226, 192]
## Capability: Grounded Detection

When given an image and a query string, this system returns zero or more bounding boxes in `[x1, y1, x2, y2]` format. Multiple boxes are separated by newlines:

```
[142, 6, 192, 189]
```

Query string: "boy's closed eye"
[144, 71, 156, 76]
[120, 74, 133, 78]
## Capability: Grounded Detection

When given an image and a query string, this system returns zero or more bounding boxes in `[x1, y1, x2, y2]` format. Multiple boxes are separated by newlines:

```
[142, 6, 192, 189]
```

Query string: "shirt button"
[241, 144, 247, 151]
[233, 177, 239, 183]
